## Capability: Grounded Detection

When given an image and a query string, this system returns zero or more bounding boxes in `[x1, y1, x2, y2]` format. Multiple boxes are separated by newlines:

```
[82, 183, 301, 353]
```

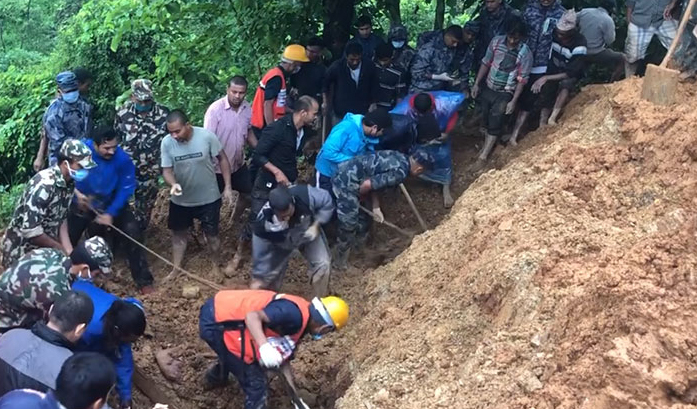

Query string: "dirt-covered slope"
[308, 79, 697, 409]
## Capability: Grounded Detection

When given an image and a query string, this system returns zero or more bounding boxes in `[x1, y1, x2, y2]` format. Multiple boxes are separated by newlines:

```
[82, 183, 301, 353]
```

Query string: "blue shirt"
[315, 113, 379, 178]
[263, 299, 303, 335]
[0, 390, 61, 409]
[71, 281, 138, 403]
[74, 139, 136, 217]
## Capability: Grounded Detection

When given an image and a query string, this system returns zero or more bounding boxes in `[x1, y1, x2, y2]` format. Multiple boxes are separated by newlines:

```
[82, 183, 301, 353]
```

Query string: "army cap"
[388, 24, 408, 41]
[56, 71, 79, 91]
[131, 79, 154, 102]
[72, 236, 114, 275]
[60, 139, 97, 169]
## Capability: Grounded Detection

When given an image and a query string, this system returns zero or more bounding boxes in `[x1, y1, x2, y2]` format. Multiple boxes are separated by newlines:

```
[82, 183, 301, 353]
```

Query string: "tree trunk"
[20, 0, 33, 49]
[0, 19, 6, 53]
[434, 0, 445, 29]
[383, 0, 402, 25]
[323, 0, 355, 62]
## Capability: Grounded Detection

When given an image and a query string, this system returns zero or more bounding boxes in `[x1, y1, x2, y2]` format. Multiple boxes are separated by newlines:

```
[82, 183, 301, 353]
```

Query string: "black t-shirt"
[264, 66, 290, 100]
[416, 113, 441, 144]
[291, 62, 326, 100]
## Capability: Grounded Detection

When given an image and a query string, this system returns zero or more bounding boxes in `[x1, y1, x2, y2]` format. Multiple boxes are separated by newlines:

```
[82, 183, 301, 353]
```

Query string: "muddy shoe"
[225, 253, 242, 278]
[332, 246, 350, 271]
[468, 159, 487, 174]
[203, 363, 228, 391]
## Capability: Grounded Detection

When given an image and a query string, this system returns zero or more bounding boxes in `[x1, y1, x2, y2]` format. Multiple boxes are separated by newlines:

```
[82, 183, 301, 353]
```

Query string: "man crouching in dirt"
[199, 289, 349, 409]
[250, 184, 334, 297]
[331, 149, 434, 269]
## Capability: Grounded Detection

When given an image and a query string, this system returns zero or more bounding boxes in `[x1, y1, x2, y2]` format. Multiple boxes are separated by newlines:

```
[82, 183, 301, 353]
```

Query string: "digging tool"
[86, 204, 224, 291]
[641, 0, 697, 105]
[133, 364, 178, 409]
[321, 113, 328, 145]
[359, 205, 414, 238]
[274, 369, 308, 409]
[399, 183, 428, 232]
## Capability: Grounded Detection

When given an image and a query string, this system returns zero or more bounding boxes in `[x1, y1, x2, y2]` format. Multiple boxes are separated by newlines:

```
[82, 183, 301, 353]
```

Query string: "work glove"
[170, 183, 183, 196]
[372, 207, 385, 223]
[303, 222, 320, 241]
[431, 72, 454, 82]
[259, 342, 284, 368]
[293, 398, 311, 409]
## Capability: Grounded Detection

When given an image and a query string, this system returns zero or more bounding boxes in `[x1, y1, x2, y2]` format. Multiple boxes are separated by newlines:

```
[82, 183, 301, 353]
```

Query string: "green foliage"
[0, 183, 24, 227]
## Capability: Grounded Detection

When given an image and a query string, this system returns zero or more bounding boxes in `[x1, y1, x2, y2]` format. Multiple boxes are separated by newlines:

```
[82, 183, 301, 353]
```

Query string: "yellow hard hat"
[282, 44, 310, 63]
[320, 296, 349, 330]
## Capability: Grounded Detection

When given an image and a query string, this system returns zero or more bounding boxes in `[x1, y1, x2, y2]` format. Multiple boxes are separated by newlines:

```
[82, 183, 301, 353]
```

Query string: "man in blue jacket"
[72, 281, 145, 409]
[67, 126, 154, 293]
[315, 108, 392, 196]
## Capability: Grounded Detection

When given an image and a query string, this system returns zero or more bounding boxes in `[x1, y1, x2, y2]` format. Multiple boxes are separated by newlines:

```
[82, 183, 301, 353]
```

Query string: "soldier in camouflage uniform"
[114, 79, 170, 231]
[1, 139, 97, 269]
[388, 25, 416, 81]
[35, 71, 93, 168]
[0, 236, 113, 332]
[409, 25, 465, 93]
[330, 149, 434, 269]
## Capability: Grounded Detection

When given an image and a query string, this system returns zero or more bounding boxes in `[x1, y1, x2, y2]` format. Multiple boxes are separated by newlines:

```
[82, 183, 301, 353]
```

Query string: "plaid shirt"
[482, 35, 533, 93]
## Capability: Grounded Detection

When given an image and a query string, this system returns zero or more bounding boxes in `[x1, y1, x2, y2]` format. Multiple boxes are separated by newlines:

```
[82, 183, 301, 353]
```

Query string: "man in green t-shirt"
[161, 109, 234, 278]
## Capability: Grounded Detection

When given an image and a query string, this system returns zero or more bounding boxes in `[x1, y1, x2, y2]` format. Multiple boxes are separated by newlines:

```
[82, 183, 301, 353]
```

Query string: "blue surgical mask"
[134, 102, 152, 112]
[312, 334, 323, 341]
[62, 90, 80, 104]
[391, 40, 406, 49]
[65, 161, 89, 181]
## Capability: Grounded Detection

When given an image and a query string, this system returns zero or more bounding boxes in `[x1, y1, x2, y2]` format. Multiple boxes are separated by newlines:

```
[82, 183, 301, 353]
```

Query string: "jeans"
[199, 299, 268, 409]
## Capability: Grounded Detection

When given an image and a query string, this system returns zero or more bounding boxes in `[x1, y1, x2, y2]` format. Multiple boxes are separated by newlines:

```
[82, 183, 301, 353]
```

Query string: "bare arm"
[246, 128, 258, 149]
[217, 150, 232, 190]
[245, 310, 272, 347]
[29, 234, 65, 253]
[263, 101, 275, 126]
[162, 167, 177, 186]
[59, 220, 73, 255]
[34, 132, 48, 172]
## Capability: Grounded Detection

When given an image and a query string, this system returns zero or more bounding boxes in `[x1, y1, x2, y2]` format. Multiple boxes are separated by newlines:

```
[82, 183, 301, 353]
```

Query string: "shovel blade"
[641, 64, 679, 106]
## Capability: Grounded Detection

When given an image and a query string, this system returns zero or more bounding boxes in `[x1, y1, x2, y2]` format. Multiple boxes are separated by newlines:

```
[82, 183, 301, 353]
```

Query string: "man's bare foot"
[442, 185, 454, 208]
[509, 138, 518, 146]
[164, 268, 180, 282]
[548, 118, 557, 126]
[469, 159, 487, 173]
[224, 254, 242, 278]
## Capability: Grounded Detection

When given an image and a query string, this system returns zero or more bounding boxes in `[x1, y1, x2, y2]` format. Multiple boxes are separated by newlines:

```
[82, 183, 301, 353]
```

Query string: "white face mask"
[391, 40, 406, 49]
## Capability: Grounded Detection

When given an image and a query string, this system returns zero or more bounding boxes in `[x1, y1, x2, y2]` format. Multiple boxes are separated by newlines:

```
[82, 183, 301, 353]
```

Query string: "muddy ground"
[105, 118, 488, 409]
[108, 77, 697, 409]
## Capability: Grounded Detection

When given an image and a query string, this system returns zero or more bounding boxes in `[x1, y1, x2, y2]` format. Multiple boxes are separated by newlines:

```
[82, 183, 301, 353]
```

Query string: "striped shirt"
[547, 32, 588, 78]
[482, 36, 533, 94]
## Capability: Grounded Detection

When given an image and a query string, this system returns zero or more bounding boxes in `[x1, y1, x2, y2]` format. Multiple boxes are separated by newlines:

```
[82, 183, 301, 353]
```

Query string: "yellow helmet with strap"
[282, 44, 310, 63]
[319, 296, 349, 330]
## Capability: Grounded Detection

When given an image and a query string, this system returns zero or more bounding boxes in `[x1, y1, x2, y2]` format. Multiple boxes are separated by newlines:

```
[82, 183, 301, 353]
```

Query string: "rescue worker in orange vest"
[199, 290, 349, 409]
[251, 45, 310, 138]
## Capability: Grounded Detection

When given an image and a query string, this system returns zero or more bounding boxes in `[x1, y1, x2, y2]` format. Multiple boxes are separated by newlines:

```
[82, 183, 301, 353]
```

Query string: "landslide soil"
[109, 78, 697, 409]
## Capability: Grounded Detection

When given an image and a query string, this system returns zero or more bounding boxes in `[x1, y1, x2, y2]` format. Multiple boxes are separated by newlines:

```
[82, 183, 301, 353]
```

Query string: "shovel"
[641, 0, 697, 105]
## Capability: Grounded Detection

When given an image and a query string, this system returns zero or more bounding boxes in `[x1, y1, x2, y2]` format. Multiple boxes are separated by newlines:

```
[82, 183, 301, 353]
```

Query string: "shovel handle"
[662, 0, 697, 67]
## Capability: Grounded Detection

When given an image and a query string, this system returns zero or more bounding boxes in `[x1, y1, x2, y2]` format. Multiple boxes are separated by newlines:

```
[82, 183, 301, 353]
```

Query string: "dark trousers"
[199, 299, 268, 409]
[67, 204, 154, 287]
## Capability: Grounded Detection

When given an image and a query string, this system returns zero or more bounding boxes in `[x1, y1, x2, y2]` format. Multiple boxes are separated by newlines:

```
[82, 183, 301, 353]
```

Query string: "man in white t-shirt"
[161, 109, 234, 278]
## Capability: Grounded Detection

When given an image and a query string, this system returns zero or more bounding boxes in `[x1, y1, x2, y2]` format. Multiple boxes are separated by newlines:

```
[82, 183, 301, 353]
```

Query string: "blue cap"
[56, 71, 79, 91]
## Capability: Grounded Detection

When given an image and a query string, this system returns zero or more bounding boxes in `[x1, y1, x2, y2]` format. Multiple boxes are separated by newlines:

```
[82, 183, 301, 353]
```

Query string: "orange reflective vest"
[213, 289, 310, 364]
[251, 67, 287, 129]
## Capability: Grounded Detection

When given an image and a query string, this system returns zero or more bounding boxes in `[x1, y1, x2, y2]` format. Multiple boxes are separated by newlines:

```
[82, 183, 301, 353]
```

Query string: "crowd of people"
[0, 0, 687, 408]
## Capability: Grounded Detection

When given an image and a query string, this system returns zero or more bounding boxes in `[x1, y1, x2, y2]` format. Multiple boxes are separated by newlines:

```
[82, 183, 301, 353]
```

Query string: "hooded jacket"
[315, 113, 379, 178]
[0, 323, 74, 395]
[523, 0, 566, 73]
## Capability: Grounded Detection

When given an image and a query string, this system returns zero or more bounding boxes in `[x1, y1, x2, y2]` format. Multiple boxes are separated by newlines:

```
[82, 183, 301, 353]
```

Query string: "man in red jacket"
[199, 290, 349, 409]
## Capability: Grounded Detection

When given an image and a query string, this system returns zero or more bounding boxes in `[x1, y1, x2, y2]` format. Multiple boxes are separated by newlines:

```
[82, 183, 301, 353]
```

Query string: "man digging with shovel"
[250, 184, 335, 298]
[198, 289, 349, 409]
[331, 149, 434, 270]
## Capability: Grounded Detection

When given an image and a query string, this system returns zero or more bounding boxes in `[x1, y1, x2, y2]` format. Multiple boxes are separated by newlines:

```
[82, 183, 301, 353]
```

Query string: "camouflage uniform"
[409, 33, 460, 93]
[1, 140, 96, 269]
[331, 151, 412, 255]
[114, 79, 169, 230]
[0, 236, 112, 331]
[42, 72, 92, 166]
[388, 25, 417, 76]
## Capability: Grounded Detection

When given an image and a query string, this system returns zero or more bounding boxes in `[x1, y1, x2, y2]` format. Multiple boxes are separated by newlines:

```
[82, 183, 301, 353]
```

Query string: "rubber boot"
[332, 242, 351, 271]
[203, 362, 228, 390]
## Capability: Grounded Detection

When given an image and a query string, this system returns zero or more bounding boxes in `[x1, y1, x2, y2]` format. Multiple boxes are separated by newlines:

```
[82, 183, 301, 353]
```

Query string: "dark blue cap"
[56, 71, 78, 91]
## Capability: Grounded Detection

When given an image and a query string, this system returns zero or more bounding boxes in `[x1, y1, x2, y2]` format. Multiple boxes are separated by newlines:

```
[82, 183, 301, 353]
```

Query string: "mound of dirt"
[304, 78, 697, 409]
